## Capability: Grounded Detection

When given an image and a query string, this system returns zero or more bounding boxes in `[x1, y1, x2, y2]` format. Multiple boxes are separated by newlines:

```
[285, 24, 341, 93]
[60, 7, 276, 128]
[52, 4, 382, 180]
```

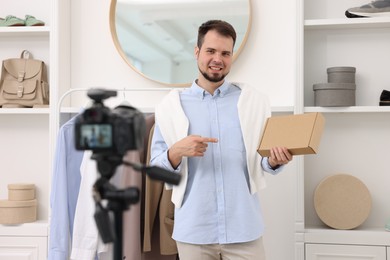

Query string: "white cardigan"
[155, 83, 271, 208]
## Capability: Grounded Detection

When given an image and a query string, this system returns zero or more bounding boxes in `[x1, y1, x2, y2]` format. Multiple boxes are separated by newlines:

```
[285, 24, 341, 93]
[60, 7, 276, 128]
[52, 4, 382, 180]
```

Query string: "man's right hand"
[168, 135, 218, 169]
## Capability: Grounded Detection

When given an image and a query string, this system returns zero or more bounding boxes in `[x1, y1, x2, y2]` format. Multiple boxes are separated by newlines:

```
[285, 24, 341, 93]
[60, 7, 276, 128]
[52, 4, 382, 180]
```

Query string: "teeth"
[210, 66, 222, 70]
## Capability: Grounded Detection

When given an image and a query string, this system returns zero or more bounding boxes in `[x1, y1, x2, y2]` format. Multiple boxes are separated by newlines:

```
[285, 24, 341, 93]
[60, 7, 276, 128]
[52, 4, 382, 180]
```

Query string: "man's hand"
[168, 135, 218, 168]
[268, 147, 293, 169]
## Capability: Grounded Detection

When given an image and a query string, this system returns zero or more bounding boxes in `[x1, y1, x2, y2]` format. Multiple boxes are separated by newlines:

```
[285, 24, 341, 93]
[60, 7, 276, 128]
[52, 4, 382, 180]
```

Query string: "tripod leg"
[113, 211, 124, 260]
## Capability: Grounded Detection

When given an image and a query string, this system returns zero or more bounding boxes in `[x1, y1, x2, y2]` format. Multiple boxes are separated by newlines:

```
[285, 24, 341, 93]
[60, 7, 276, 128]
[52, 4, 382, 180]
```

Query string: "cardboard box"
[8, 183, 35, 201]
[257, 112, 325, 157]
[0, 199, 37, 224]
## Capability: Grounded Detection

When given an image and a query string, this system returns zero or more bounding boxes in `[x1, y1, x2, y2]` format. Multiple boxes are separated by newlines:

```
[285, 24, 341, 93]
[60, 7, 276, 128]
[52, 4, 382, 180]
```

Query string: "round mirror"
[110, 0, 252, 87]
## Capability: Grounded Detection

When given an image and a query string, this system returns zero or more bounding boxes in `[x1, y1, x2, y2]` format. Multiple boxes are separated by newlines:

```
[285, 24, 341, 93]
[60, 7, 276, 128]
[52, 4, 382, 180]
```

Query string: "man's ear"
[194, 46, 199, 59]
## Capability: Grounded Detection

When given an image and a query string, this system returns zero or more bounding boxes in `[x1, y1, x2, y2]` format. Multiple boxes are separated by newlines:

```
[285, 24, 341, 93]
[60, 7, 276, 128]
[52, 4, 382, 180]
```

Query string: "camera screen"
[78, 124, 113, 149]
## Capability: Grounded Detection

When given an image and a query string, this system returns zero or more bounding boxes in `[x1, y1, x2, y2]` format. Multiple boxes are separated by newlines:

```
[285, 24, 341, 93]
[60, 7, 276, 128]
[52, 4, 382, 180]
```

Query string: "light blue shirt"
[48, 115, 84, 260]
[151, 81, 282, 245]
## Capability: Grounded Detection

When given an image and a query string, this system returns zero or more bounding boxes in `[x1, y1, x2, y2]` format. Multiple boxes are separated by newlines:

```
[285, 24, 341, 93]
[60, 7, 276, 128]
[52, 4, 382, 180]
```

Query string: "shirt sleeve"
[150, 123, 181, 173]
[261, 157, 285, 175]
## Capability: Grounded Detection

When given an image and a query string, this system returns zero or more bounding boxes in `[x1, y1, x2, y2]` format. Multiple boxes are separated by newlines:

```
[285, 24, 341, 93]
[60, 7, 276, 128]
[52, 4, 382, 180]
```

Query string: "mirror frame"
[109, 0, 252, 87]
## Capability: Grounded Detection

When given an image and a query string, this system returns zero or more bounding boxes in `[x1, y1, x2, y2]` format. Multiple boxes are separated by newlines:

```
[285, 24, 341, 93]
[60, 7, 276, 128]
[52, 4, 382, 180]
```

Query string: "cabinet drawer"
[306, 243, 386, 260]
[0, 236, 47, 260]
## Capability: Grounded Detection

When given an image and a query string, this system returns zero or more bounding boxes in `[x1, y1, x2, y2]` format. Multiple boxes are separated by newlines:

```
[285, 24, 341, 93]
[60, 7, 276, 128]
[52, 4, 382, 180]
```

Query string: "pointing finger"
[200, 137, 218, 143]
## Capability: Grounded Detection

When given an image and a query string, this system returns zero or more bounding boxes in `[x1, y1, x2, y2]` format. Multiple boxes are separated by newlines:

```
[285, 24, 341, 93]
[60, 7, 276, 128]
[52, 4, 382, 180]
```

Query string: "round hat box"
[313, 83, 356, 107]
[8, 183, 35, 201]
[327, 66, 356, 83]
[0, 199, 37, 224]
[314, 174, 371, 230]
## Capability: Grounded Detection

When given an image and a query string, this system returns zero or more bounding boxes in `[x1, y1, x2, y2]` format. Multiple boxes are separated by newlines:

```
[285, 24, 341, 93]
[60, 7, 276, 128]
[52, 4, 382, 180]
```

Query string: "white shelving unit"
[0, 1, 70, 259]
[0, 34, 51, 260]
[296, 0, 390, 259]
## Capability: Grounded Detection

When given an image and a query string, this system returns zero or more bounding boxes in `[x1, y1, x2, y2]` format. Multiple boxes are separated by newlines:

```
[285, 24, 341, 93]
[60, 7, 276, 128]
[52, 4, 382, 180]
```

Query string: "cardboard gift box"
[8, 183, 35, 201]
[0, 199, 37, 224]
[0, 183, 37, 224]
[257, 112, 325, 157]
[314, 174, 371, 230]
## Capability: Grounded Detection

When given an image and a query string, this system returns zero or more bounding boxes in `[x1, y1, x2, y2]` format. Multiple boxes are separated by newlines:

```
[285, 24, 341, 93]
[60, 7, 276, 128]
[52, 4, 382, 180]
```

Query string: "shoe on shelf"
[25, 15, 45, 26]
[379, 89, 390, 106]
[346, 0, 390, 18]
[0, 15, 25, 26]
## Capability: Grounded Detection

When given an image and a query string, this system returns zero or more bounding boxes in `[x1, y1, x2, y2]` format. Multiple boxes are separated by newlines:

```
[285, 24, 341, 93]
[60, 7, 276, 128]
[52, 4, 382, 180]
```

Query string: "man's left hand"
[268, 147, 292, 168]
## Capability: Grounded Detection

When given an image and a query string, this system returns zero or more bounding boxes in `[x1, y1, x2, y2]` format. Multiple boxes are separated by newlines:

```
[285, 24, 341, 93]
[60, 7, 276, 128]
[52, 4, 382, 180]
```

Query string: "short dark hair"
[197, 20, 237, 49]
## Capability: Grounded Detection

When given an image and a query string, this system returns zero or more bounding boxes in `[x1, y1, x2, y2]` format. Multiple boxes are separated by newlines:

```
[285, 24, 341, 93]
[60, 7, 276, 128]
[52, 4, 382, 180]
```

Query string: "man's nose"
[212, 53, 223, 62]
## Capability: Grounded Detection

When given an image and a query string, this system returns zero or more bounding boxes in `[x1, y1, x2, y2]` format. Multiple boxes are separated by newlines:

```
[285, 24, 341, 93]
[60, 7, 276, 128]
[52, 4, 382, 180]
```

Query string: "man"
[150, 20, 292, 260]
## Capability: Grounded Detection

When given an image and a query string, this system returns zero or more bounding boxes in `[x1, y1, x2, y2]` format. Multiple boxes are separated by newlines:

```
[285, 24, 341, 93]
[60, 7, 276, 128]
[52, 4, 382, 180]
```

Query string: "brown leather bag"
[0, 50, 49, 108]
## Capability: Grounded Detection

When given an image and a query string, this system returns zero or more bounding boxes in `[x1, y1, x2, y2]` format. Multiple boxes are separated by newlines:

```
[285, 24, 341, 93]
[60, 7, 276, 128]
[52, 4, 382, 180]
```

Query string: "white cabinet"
[0, 222, 48, 260]
[0, 237, 47, 260]
[306, 244, 386, 260]
[296, 0, 390, 259]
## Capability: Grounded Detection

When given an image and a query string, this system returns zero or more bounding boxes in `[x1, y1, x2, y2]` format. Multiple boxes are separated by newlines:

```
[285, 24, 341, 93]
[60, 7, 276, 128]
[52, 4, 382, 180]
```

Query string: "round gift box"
[314, 174, 371, 230]
[327, 66, 356, 83]
[313, 83, 356, 107]
[8, 183, 35, 201]
[0, 199, 37, 224]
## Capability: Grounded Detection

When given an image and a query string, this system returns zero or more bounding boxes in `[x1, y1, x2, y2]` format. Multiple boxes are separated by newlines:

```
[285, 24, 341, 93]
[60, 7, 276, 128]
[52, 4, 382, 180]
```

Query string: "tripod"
[91, 153, 181, 260]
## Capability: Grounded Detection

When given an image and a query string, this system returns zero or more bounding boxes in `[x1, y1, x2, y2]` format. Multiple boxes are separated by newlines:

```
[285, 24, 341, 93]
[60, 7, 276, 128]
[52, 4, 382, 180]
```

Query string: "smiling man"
[150, 20, 293, 260]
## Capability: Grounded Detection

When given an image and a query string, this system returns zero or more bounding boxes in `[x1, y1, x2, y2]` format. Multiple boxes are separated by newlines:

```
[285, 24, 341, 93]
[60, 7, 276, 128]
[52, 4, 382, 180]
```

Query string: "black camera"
[75, 88, 145, 156]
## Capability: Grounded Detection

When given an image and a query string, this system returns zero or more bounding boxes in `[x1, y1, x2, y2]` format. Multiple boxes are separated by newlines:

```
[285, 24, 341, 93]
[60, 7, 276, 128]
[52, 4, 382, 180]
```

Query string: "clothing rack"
[57, 87, 184, 115]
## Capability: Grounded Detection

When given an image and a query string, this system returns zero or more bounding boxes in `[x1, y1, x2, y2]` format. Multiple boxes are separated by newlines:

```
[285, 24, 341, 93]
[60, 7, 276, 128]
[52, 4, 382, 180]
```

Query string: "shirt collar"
[190, 80, 231, 100]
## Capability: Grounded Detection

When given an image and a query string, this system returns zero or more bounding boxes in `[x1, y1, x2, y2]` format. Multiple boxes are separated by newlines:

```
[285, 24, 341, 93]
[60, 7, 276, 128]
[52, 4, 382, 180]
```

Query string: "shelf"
[271, 106, 294, 113]
[305, 227, 390, 246]
[0, 26, 50, 36]
[0, 108, 50, 114]
[304, 106, 390, 113]
[0, 221, 48, 237]
[304, 17, 390, 30]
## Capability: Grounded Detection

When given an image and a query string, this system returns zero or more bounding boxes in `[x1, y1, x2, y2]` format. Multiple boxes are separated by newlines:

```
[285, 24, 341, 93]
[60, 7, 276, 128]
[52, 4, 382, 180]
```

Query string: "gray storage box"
[313, 83, 356, 107]
[327, 67, 356, 83]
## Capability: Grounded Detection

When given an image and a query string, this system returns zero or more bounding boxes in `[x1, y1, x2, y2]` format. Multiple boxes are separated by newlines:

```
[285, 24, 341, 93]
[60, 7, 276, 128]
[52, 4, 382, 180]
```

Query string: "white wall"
[69, 0, 296, 107]
[69, 0, 297, 259]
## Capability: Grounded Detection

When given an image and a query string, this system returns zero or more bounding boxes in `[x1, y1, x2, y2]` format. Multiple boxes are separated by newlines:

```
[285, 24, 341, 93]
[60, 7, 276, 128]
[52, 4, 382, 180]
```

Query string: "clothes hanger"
[118, 88, 131, 107]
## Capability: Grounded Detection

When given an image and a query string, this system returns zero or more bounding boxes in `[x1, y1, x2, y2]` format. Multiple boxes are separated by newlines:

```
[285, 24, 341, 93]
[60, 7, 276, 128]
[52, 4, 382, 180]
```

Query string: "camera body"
[75, 89, 145, 156]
